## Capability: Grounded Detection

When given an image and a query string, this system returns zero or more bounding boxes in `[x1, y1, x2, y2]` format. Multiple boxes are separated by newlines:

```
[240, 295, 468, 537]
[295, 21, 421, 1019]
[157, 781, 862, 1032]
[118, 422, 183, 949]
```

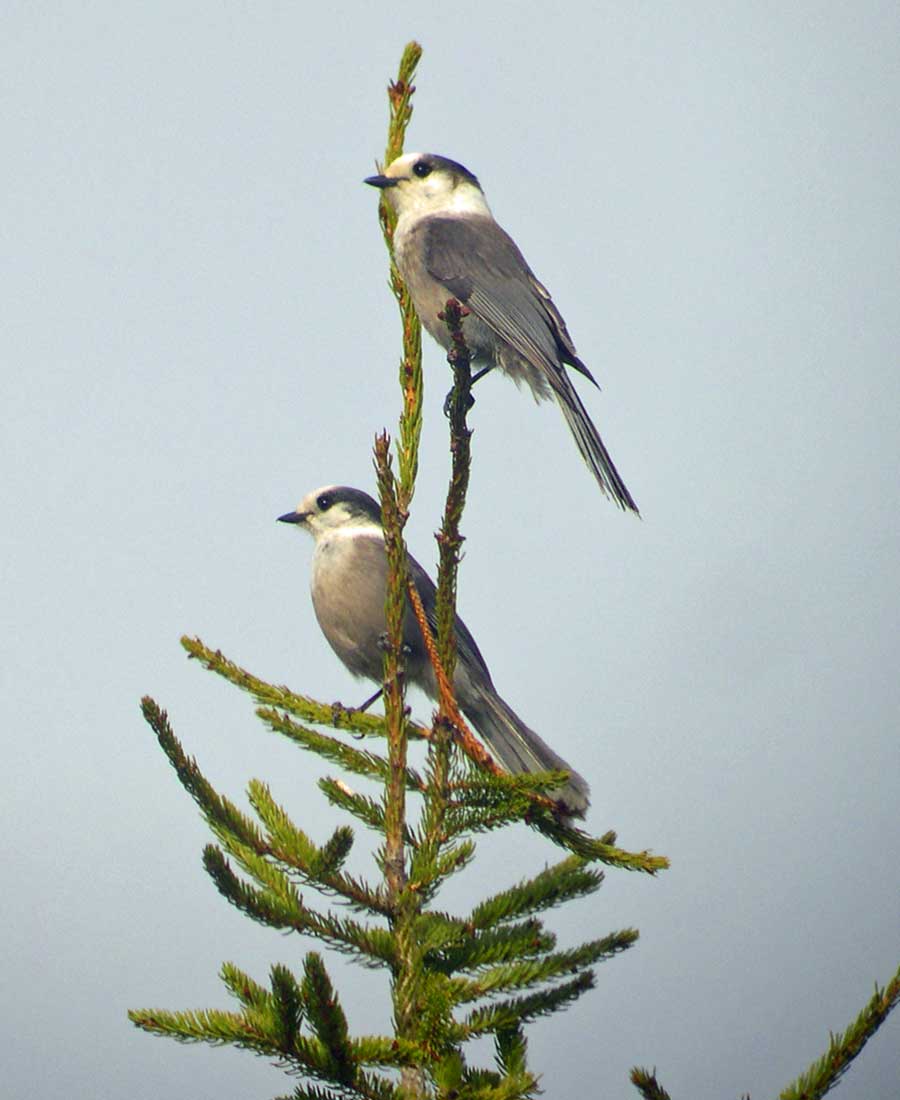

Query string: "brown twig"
[405, 577, 503, 778]
[373, 434, 409, 904]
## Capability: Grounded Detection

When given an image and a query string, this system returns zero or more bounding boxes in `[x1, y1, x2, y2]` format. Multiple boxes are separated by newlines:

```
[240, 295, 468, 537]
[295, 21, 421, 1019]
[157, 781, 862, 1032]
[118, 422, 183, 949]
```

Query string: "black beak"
[364, 174, 398, 189]
[277, 511, 306, 524]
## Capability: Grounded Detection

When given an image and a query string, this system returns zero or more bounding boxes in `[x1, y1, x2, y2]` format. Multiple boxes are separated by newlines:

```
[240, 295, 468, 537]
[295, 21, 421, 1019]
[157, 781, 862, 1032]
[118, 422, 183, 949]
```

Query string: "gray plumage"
[279, 485, 590, 817]
[365, 152, 638, 514]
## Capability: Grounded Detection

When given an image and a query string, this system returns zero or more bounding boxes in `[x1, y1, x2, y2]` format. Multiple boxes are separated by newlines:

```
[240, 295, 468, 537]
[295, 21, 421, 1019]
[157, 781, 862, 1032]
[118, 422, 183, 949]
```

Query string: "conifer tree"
[131, 42, 900, 1100]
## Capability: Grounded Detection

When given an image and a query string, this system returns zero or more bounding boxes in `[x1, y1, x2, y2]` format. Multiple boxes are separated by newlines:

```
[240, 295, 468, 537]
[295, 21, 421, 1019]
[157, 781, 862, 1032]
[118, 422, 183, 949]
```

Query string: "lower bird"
[278, 485, 590, 817]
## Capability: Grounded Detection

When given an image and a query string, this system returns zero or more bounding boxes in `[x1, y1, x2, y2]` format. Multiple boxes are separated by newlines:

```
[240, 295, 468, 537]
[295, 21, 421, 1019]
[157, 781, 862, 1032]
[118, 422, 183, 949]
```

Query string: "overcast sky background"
[3, 4, 898, 1098]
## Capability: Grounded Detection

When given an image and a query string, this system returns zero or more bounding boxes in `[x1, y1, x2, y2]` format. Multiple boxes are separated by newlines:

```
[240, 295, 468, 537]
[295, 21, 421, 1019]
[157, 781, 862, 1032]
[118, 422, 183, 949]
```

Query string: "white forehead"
[298, 484, 339, 513]
[384, 152, 422, 177]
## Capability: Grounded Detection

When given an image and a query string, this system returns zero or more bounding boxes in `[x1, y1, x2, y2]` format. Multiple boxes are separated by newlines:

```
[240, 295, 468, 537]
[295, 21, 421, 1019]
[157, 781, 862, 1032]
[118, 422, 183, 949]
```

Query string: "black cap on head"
[315, 487, 383, 525]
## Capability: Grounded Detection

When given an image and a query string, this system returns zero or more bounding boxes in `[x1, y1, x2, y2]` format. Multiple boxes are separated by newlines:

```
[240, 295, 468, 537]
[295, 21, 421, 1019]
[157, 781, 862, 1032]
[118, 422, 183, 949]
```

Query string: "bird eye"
[316, 493, 333, 511]
[412, 160, 432, 178]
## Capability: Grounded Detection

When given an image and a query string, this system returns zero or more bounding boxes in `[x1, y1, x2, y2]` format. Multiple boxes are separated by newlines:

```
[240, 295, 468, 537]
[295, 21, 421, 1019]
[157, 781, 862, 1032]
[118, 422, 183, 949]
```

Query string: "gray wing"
[407, 552, 590, 817]
[405, 551, 494, 688]
[422, 215, 598, 388]
[423, 215, 639, 515]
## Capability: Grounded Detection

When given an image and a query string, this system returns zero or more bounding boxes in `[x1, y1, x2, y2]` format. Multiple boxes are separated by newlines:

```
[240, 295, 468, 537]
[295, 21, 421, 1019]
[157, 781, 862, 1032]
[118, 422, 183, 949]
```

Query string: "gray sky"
[3, 4, 898, 1098]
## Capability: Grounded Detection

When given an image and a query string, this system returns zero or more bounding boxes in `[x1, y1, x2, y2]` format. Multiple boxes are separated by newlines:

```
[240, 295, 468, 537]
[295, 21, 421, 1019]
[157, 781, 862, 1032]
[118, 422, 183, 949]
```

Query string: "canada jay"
[365, 152, 638, 514]
[278, 485, 590, 816]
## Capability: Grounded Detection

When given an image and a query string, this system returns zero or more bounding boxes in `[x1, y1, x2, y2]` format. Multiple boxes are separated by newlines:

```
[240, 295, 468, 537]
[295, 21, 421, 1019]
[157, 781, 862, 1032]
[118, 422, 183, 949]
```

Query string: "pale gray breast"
[311, 531, 441, 689]
[310, 532, 392, 681]
[394, 219, 458, 350]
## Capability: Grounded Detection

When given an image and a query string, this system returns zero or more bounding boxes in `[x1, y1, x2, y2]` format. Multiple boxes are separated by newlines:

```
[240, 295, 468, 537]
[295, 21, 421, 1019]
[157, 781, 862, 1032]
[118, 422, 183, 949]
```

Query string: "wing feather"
[421, 216, 637, 513]
[406, 552, 493, 684]
[422, 216, 596, 386]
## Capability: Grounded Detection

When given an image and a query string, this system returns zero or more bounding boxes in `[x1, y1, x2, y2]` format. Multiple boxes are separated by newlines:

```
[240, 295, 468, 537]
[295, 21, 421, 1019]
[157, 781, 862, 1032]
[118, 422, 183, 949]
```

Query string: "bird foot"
[376, 632, 412, 658]
[443, 388, 476, 417]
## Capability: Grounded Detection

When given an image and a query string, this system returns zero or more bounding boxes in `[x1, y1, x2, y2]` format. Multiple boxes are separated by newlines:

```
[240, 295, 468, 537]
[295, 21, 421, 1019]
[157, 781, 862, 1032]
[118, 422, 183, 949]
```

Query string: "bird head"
[364, 153, 490, 220]
[278, 486, 383, 541]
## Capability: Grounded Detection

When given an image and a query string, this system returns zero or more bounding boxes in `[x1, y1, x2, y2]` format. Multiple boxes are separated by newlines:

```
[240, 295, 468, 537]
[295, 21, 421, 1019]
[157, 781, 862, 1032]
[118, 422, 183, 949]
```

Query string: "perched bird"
[365, 152, 638, 514]
[278, 485, 590, 816]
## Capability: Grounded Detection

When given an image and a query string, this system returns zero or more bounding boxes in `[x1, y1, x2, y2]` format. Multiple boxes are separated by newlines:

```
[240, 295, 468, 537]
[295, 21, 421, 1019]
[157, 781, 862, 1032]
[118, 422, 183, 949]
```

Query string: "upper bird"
[365, 152, 639, 514]
[279, 484, 590, 817]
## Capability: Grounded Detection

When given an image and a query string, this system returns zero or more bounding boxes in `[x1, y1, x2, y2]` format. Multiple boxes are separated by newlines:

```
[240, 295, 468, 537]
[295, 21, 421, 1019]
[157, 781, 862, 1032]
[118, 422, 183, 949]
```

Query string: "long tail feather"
[554, 372, 639, 514]
[462, 687, 590, 817]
